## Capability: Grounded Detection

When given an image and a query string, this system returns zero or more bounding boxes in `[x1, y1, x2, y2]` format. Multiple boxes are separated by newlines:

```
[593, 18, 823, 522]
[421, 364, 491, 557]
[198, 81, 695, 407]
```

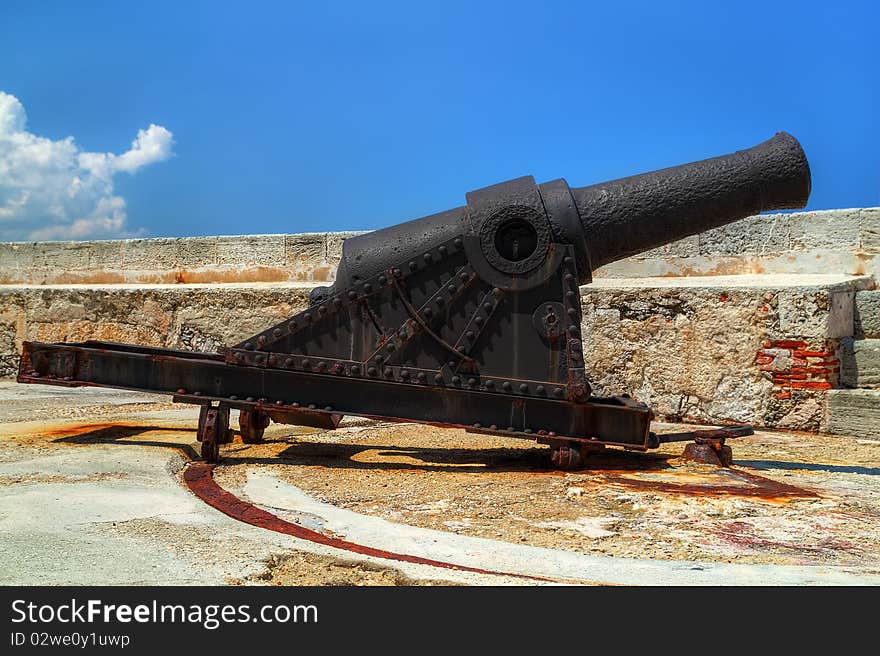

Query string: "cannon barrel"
[316, 131, 810, 301]
[572, 131, 811, 267]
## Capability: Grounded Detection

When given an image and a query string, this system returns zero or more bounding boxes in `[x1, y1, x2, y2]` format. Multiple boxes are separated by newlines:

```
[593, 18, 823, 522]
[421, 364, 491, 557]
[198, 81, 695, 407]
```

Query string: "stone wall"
[2, 207, 879, 434]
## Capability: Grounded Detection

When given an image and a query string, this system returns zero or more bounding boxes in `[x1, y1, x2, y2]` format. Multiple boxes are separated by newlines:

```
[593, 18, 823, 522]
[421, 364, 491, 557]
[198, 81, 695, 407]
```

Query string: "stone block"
[855, 290, 880, 338]
[0, 242, 35, 270]
[789, 209, 861, 250]
[218, 235, 285, 266]
[122, 238, 180, 269]
[86, 240, 126, 269]
[32, 241, 90, 270]
[698, 213, 790, 255]
[638, 235, 699, 259]
[826, 388, 880, 440]
[840, 338, 880, 388]
[861, 207, 880, 250]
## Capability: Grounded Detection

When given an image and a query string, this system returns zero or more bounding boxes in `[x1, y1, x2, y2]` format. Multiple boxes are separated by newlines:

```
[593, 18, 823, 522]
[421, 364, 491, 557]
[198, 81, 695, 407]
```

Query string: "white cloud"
[0, 91, 174, 241]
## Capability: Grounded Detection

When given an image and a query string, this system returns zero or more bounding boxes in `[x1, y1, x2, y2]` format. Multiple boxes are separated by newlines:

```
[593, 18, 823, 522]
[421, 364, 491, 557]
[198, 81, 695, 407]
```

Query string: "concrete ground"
[1, 381, 879, 585]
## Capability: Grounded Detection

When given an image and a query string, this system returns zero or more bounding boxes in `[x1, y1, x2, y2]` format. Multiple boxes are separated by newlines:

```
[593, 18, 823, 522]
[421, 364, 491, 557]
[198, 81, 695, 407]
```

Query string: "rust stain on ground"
[597, 467, 817, 502]
[183, 462, 585, 584]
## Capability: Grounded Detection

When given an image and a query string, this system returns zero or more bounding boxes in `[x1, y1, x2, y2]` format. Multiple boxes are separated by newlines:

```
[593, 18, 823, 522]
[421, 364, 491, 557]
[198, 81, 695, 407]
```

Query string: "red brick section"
[754, 339, 840, 394]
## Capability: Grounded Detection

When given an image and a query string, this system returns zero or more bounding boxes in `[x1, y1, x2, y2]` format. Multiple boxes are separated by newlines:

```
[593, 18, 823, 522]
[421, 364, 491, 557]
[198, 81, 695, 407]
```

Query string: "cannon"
[17, 132, 811, 468]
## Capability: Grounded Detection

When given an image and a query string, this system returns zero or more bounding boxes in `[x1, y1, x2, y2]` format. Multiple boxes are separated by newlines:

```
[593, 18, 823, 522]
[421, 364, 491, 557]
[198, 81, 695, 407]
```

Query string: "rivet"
[257, 335, 267, 346]
[475, 316, 484, 326]
[393, 268, 402, 277]
[316, 361, 326, 370]
[292, 402, 300, 408]
[363, 283, 372, 293]
[387, 342, 396, 352]
[333, 298, 342, 308]
[417, 372, 426, 382]
[384, 367, 393, 377]
[466, 331, 475, 340]
[308, 404, 316, 409]
[275, 400, 284, 405]
[564, 273, 574, 282]
[301, 359, 310, 368]
[400, 370, 410, 379]
[447, 284, 456, 294]
[492, 288, 502, 297]
[273, 328, 283, 338]
[548, 431, 557, 437]
[485, 379, 494, 388]
[554, 388, 564, 398]
[288, 321, 297, 331]
[348, 291, 357, 300]
[438, 245, 448, 256]
[423, 253, 432, 262]
[452, 376, 461, 385]
[459, 271, 468, 281]
[483, 303, 493, 312]
[447, 360, 456, 368]
[246, 396, 255, 402]
[473, 422, 481, 429]
[524, 428, 533, 434]
[324, 406, 333, 412]
[434, 374, 444, 384]
[568, 325, 579, 335]
[507, 426, 515, 432]
[490, 424, 498, 430]
[519, 384, 529, 393]
[176, 388, 186, 394]
[351, 365, 360, 375]
[409, 260, 417, 270]
[244, 342, 254, 350]
[303, 312, 312, 322]
[318, 306, 327, 315]
[230, 395, 238, 400]
[435, 297, 445, 306]
[566, 291, 577, 300]
[567, 308, 577, 318]
[378, 276, 387, 285]
[454, 237, 463, 247]
[502, 381, 512, 391]
[564, 256, 573, 265]
[468, 377, 476, 386]
[368, 366, 377, 376]
[424, 308, 434, 318]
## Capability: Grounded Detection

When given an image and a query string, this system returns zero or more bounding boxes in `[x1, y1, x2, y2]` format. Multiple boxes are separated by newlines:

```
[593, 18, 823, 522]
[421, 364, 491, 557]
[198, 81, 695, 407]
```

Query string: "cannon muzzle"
[572, 131, 811, 267]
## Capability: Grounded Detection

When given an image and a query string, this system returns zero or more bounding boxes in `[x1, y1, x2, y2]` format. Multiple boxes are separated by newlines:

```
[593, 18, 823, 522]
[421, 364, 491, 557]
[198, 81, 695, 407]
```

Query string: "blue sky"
[0, 0, 877, 240]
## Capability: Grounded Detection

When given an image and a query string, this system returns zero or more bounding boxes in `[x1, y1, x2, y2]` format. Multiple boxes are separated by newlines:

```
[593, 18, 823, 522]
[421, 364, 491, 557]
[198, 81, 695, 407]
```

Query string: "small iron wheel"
[197, 405, 230, 464]
[239, 408, 270, 444]
[550, 442, 584, 470]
